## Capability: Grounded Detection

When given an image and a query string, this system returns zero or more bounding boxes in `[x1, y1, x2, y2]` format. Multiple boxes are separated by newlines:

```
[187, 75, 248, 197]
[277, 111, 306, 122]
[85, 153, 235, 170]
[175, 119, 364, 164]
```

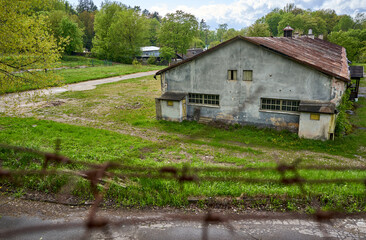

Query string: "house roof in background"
[141, 46, 160, 52]
[155, 36, 350, 82]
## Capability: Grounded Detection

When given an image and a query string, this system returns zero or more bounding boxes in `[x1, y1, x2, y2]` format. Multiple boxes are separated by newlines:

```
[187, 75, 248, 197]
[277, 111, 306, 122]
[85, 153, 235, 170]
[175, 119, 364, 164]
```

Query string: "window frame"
[188, 93, 220, 107]
[227, 70, 237, 80]
[243, 70, 253, 81]
[260, 98, 300, 113]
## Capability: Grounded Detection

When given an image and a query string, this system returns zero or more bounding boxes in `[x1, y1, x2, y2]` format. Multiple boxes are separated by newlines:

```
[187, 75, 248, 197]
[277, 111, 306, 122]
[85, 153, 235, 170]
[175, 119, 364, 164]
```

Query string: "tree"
[76, 0, 97, 13]
[265, 12, 282, 36]
[147, 18, 160, 46]
[92, 3, 148, 63]
[328, 30, 366, 62]
[199, 19, 210, 46]
[159, 47, 175, 64]
[333, 15, 354, 32]
[78, 11, 95, 50]
[158, 10, 198, 56]
[247, 22, 271, 37]
[48, 10, 84, 54]
[216, 23, 228, 42]
[0, 0, 62, 94]
[58, 17, 84, 54]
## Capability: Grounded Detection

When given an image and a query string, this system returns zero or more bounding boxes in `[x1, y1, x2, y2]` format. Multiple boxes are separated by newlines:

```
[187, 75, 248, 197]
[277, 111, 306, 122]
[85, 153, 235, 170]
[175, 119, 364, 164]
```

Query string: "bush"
[132, 58, 141, 67]
[147, 56, 157, 65]
[335, 89, 353, 136]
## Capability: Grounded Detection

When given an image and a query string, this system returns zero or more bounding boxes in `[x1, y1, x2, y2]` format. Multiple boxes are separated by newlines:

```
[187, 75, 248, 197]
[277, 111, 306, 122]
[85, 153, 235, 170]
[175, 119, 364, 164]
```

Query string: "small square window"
[310, 113, 320, 120]
[227, 70, 237, 80]
[243, 70, 253, 81]
[167, 101, 173, 106]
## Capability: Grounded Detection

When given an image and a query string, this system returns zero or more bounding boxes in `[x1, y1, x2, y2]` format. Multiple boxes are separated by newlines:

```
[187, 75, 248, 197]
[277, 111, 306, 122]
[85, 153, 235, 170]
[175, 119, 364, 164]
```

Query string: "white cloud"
[150, 0, 366, 29]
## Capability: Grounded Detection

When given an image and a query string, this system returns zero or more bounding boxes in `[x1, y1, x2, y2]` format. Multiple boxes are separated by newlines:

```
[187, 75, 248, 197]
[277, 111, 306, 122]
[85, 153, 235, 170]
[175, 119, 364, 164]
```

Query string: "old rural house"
[155, 27, 350, 140]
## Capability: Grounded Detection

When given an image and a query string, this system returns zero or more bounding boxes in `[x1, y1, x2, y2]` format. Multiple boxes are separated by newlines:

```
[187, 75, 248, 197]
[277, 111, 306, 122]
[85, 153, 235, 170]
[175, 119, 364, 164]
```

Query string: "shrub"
[335, 89, 353, 136]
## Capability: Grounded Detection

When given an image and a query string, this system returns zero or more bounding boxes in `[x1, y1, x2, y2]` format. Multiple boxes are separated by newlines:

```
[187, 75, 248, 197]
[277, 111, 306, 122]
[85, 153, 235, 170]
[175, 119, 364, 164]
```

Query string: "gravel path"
[0, 70, 158, 113]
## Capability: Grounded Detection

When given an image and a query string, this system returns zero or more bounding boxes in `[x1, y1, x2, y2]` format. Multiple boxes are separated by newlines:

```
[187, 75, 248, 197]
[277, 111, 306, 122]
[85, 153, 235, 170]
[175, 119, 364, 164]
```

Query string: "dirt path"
[0, 70, 158, 113]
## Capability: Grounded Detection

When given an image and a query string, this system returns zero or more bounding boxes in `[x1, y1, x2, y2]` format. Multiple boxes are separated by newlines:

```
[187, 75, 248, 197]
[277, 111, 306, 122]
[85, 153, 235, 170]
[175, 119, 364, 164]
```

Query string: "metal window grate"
[189, 93, 219, 106]
[261, 98, 299, 112]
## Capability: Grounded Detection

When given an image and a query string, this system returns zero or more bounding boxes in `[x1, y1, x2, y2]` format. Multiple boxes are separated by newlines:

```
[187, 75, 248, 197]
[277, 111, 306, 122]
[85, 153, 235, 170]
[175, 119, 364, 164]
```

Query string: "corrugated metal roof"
[155, 36, 350, 82]
[350, 66, 364, 78]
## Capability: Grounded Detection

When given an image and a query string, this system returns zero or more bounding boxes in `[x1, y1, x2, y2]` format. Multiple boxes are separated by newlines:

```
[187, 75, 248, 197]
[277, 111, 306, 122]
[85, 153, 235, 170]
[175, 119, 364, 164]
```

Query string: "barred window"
[188, 93, 219, 106]
[243, 70, 253, 81]
[261, 98, 300, 112]
[227, 70, 237, 80]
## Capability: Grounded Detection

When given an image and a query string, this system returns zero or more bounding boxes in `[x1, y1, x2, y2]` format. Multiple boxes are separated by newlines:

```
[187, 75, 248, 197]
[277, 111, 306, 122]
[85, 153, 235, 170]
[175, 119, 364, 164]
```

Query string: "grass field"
[2, 55, 165, 94]
[1, 75, 366, 211]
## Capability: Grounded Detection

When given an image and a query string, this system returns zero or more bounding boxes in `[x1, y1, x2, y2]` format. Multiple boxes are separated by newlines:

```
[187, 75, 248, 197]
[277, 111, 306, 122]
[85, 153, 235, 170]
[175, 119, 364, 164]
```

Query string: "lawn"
[1, 55, 165, 94]
[1, 75, 366, 211]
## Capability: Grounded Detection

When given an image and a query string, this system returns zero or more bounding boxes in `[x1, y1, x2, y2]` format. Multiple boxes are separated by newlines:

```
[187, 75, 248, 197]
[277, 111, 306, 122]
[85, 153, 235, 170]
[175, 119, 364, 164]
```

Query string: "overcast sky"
[68, 0, 366, 29]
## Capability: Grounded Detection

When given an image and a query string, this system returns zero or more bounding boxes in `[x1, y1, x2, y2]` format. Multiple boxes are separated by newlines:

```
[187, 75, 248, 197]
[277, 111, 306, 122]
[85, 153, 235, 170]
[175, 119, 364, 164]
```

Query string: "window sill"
[188, 103, 220, 108]
[259, 109, 300, 116]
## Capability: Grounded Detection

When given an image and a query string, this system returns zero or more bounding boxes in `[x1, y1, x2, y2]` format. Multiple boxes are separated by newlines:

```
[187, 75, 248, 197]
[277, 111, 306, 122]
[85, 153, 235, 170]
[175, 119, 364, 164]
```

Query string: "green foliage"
[333, 15, 355, 32]
[147, 56, 157, 65]
[158, 10, 198, 55]
[132, 58, 141, 67]
[92, 3, 148, 63]
[58, 17, 84, 54]
[277, 12, 326, 36]
[328, 29, 366, 62]
[247, 22, 271, 37]
[147, 18, 160, 46]
[78, 10, 95, 51]
[0, 0, 62, 95]
[159, 47, 175, 63]
[209, 41, 220, 49]
[335, 89, 353, 137]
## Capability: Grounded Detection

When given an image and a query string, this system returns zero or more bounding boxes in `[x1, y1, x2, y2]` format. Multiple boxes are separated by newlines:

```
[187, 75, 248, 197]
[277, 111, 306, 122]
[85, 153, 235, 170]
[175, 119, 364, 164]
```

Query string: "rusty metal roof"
[155, 36, 350, 82]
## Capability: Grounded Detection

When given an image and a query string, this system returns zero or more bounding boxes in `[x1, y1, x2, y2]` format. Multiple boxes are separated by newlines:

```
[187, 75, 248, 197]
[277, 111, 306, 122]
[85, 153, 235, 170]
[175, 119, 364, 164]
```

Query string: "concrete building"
[154, 29, 350, 140]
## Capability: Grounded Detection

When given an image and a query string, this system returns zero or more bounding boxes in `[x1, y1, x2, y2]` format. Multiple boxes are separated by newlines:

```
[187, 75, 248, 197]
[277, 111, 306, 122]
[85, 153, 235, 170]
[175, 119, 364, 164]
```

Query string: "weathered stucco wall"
[298, 113, 335, 140]
[163, 39, 334, 130]
[160, 100, 182, 121]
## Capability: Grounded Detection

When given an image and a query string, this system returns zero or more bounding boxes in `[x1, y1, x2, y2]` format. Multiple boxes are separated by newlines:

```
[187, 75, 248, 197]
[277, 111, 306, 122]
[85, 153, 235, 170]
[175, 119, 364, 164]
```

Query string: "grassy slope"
[1, 76, 366, 210]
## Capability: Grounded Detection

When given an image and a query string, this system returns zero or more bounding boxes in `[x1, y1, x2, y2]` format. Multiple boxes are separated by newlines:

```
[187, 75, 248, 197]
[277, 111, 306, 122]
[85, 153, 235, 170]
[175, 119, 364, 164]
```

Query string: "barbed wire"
[0, 143, 366, 239]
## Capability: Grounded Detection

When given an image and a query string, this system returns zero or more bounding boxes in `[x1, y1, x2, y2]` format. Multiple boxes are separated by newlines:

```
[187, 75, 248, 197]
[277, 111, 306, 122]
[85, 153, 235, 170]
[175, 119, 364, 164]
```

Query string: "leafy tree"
[312, 9, 340, 34]
[58, 17, 84, 54]
[277, 12, 326, 36]
[354, 13, 366, 30]
[159, 47, 175, 64]
[223, 28, 242, 41]
[199, 19, 210, 46]
[147, 18, 160, 46]
[78, 11, 95, 50]
[208, 41, 220, 48]
[333, 15, 354, 32]
[328, 30, 365, 62]
[247, 22, 271, 37]
[216, 23, 228, 42]
[93, 3, 148, 63]
[158, 10, 198, 56]
[265, 12, 282, 36]
[48, 10, 84, 54]
[191, 37, 205, 48]
[0, 0, 62, 94]
[76, 0, 97, 13]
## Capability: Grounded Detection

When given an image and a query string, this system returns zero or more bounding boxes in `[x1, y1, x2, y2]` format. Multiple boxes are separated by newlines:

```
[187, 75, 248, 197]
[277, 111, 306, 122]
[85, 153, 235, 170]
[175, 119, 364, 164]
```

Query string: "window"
[310, 113, 320, 120]
[227, 70, 237, 80]
[243, 70, 253, 81]
[261, 98, 300, 112]
[167, 101, 173, 106]
[188, 93, 219, 106]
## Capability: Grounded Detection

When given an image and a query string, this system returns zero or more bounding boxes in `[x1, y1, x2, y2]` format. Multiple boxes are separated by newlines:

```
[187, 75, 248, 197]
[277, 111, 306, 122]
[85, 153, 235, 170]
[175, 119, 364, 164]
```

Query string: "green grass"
[0, 116, 365, 210]
[58, 64, 164, 84]
[50, 76, 366, 159]
[57, 55, 107, 68]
